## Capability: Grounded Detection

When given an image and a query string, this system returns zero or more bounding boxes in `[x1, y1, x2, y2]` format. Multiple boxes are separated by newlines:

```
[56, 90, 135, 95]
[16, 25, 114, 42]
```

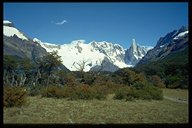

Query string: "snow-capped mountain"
[3, 20, 29, 41]
[3, 20, 48, 60]
[34, 38, 132, 72]
[138, 26, 188, 65]
[124, 39, 153, 65]
[3, 20, 153, 72]
[34, 38, 153, 72]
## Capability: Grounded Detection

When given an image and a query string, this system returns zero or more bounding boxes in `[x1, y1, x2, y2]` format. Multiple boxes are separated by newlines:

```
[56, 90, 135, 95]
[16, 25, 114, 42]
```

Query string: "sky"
[3, 2, 188, 48]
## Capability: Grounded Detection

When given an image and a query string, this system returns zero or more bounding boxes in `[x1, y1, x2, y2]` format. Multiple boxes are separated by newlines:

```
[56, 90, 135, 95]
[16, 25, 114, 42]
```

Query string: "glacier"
[34, 38, 152, 72]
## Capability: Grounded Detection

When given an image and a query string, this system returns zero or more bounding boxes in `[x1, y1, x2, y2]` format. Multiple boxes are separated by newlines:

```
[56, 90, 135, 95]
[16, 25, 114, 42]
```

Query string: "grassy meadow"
[3, 89, 188, 124]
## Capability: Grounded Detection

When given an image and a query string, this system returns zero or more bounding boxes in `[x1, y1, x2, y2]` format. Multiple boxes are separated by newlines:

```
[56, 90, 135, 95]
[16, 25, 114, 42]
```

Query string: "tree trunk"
[19, 74, 27, 86]
[46, 74, 51, 86]
[3, 70, 10, 85]
[34, 69, 41, 86]
[19, 74, 23, 86]
[6, 75, 10, 85]
[11, 74, 15, 86]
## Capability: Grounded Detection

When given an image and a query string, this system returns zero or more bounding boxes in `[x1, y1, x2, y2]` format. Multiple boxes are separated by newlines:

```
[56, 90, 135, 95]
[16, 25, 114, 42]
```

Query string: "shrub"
[41, 85, 65, 98]
[114, 86, 132, 100]
[28, 85, 43, 96]
[132, 82, 145, 90]
[165, 75, 183, 89]
[63, 73, 77, 86]
[135, 83, 163, 100]
[68, 84, 109, 100]
[144, 85, 163, 100]
[91, 85, 108, 100]
[132, 89, 153, 100]
[69, 84, 94, 100]
[114, 68, 145, 86]
[132, 82, 163, 100]
[41, 84, 108, 100]
[114, 82, 163, 101]
[125, 95, 135, 101]
[150, 75, 166, 88]
[81, 73, 95, 85]
[4, 86, 27, 107]
[62, 86, 76, 98]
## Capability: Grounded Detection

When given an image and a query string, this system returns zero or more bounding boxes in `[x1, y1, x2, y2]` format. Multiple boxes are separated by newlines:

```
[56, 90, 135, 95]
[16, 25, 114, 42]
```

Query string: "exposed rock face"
[138, 26, 188, 65]
[3, 35, 48, 60]
[124, 39, 152, 65]
[3, 20, 48, 60]
[89, 57, 119, 72]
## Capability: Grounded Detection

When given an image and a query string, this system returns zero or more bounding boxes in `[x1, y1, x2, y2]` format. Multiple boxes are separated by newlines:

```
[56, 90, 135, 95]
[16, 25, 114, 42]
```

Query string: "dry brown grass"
[3, 89, 188, 124]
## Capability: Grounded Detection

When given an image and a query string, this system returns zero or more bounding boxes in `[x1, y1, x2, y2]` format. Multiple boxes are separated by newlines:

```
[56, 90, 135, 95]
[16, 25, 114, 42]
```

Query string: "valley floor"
[3, 89, 188, 124]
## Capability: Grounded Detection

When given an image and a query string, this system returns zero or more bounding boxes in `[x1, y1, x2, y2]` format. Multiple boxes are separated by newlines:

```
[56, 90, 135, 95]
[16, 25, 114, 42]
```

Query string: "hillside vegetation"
[133, 47, 188, 89]
[3, 51, 165, 107]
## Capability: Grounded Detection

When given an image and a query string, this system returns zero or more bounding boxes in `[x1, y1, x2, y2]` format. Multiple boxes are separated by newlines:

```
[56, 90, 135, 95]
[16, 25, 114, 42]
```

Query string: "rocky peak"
[124, 39, 152, 66]
[131, 39, 137, 50]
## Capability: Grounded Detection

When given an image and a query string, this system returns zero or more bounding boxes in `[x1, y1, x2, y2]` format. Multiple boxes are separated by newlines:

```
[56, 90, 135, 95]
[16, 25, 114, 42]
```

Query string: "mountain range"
[3, 20, 188, 72]
[34, 38, 152, 72]
[137, 26, 188, 65]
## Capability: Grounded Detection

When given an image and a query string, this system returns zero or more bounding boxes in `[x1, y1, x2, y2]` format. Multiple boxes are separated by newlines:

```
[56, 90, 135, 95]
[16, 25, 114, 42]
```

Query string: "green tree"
[114, 68, 145, 86]
[36, 51, 63, 86]
[3, 55, 19, 86]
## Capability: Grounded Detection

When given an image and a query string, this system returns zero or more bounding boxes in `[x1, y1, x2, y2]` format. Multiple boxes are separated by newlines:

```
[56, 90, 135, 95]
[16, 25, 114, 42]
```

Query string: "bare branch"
[73, 59, 89, 72]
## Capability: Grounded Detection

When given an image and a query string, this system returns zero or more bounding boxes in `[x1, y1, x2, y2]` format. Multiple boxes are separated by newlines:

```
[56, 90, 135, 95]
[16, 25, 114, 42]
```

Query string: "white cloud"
[55, 20, 67, 25]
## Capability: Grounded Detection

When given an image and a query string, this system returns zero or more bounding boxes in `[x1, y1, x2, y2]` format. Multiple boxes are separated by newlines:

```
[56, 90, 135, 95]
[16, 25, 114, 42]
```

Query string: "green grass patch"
[4, 94, 188, 124]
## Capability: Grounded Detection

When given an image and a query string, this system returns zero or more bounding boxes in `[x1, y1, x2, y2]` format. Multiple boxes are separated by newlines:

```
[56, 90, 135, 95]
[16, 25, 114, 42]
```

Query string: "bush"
[28, 85, 43, 96]
[114, 86, 132, 100]
[63, 73, 77, 86]
[165, 75, 184, 89]
[132, 82, 163, 100]
[143, 85, 163, 100]
[114, 82, 163, 101]
[41, 84, 108, 100]
[69, 84, 94, 100]
[91, 85, 108, 100]
[114, 68, 145, 86]
[81, 73, 95, 85]
[132, 89, 153, 100]
[4, 86, 27, 107]
[150, 75, 165, 88]
[132, 82, 145, 90]
[41, 85, 65, 98]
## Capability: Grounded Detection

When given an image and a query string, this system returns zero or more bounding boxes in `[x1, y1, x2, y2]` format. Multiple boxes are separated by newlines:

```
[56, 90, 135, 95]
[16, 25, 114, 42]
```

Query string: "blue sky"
[4, 2, 188, 48]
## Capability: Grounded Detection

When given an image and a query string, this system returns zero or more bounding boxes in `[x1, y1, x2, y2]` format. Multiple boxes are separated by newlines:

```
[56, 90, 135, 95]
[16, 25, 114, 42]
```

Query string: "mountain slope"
[89, 57, 119, 72]
[134, 47, 188, 88]
[138, 26, 188, 65]
[134, 26, 188, 89]
[3, 20, 48, 60]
